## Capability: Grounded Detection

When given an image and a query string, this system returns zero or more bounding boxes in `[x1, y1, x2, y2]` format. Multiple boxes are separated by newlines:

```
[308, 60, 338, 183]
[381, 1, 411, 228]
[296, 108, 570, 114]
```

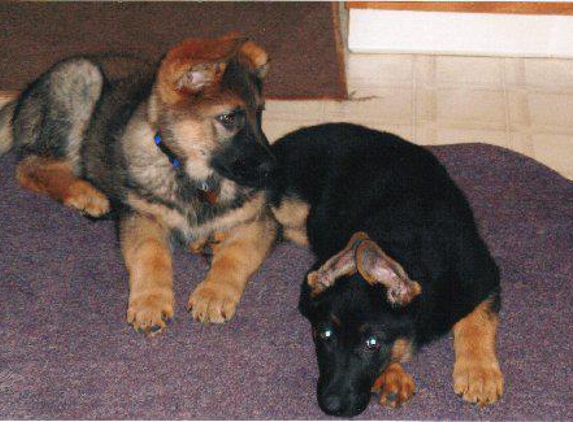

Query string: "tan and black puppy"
[268, 123, 503, 416]
[0, 34, 278, 334]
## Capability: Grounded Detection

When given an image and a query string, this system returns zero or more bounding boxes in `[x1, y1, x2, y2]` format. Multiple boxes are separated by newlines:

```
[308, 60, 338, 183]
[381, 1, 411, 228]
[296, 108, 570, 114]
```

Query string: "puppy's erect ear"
[239, 40, 270, 79]
[306, 232, 421, 305]
[356, 241, 421, 307]
[307, 232, 369, 297]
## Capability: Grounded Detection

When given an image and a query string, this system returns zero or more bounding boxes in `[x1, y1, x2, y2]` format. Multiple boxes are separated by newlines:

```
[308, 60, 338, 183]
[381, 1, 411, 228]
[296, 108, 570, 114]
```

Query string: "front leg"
[188, 215, 277, 323]
[452, 296, 504, 406]
[120, 212, 174, 335]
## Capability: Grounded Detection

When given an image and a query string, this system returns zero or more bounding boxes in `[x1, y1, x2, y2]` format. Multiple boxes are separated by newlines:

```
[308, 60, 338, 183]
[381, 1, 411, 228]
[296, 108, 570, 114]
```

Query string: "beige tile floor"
[264, 54, 573, 180]
[1, 54, 572, 179]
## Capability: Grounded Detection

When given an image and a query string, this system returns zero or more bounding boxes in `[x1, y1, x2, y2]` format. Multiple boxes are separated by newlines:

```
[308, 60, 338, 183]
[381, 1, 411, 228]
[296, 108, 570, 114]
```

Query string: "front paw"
[372, 363, 416, 408]
[127, 289, 174, 335]
[453, 357, 503, 406]
[188, 282, 239, 324]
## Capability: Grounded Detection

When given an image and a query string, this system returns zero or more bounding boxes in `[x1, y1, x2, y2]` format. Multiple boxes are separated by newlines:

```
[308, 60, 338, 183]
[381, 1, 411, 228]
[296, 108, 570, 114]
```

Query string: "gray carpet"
[1, 143, 572, 419]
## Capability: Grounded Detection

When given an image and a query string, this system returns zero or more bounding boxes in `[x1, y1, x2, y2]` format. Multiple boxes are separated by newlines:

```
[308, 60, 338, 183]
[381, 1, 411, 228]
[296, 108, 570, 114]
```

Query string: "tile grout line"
[501, 58, 512, 150]
[518, 59, 536, 158]
[427, 56, 438, 144]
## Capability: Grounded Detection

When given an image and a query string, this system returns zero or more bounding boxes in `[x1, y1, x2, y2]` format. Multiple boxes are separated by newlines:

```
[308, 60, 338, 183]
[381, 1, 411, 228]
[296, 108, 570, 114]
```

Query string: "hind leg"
[16, 155, 109, 217]
[12, 58, 107, 217]
[452, 296, 504, 406]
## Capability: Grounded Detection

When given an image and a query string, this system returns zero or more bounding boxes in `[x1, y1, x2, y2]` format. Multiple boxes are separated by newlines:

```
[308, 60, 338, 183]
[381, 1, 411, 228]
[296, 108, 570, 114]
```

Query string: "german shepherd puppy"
[0, 34, 278, 334]
[269, 123, 503, 416]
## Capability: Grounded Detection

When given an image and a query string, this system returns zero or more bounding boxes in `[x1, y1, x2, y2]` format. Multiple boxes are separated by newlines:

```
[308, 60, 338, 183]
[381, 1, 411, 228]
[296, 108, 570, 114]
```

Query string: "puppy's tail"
[0, 100, 16, 157]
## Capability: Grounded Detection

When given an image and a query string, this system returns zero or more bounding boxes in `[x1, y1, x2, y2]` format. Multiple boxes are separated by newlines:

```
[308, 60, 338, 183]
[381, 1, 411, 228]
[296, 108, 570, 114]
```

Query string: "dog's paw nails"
[188, 282, 239, 324]
[127, 290, 174, 336]
[453, 358, 504, 406]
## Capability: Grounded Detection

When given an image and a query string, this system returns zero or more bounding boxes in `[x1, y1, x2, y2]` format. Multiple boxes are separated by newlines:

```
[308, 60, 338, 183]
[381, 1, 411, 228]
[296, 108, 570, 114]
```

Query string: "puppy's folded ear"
[155, 34, 247, 103]
[307, 232, 369, 297]
[356, 241, 421, 306]
[175, 61, 228, 94]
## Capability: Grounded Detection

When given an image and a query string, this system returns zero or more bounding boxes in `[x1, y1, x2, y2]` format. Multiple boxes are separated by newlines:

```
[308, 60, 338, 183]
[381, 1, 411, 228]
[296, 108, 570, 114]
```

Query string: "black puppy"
[269, 123, 503, 417]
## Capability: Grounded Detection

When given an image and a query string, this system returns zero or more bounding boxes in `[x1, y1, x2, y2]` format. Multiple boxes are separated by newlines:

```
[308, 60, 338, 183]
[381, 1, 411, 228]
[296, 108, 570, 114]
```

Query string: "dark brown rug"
[0, 2, 347, 100]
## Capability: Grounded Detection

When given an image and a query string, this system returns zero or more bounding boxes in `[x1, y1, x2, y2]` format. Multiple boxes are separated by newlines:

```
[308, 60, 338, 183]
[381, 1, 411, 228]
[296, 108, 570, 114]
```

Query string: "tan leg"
[452, 297, 504, 406]
[271, 197, 309, 246]
[188, 215, 277, 323]
[121, 213, 174, 335]
[16, 156, 109, 217]
[372, 363, 416, 408]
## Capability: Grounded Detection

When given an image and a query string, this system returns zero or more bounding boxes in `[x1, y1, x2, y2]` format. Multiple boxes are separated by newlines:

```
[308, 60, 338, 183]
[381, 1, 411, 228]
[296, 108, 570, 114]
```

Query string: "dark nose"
[320, 394, 344, 416]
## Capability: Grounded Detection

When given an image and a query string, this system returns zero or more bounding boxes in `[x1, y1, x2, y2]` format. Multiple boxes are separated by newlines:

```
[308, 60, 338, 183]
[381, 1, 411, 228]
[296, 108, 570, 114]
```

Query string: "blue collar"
[154, 131, 219, 204]
[154, 132, 180, 167]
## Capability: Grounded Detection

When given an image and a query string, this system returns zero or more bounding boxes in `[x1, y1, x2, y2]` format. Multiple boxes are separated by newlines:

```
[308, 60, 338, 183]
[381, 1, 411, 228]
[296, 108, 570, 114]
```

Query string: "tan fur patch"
[171, 118, 217, 181]
[452, 297, 504, 406]
[372, 363, 416, 408]
[283, 228, 309, 247]
[391, 338, 413, 363]
[271, 197, 309, 246]
[196, 193, 267, 237]
[16, 156, 109, 217]
[239, 41, 270, 77]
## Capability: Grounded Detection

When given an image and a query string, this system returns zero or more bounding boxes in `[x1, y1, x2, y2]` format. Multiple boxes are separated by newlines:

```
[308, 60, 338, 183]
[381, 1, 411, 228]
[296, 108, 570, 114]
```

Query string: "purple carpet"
[1, 143, 572, 419]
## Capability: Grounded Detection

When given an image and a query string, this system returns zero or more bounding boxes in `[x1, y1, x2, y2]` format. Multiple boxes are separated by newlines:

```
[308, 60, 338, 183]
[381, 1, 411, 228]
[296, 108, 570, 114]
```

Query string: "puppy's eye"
[217, 111, 244, 129]
[365, 335, 380, 351]
[217, 113, 236, 128]
[319, 327, 334, 341]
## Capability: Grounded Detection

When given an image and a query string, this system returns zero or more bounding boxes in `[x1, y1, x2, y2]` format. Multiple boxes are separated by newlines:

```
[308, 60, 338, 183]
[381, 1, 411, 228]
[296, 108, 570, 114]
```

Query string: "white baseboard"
[348, 9, 573, 57]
